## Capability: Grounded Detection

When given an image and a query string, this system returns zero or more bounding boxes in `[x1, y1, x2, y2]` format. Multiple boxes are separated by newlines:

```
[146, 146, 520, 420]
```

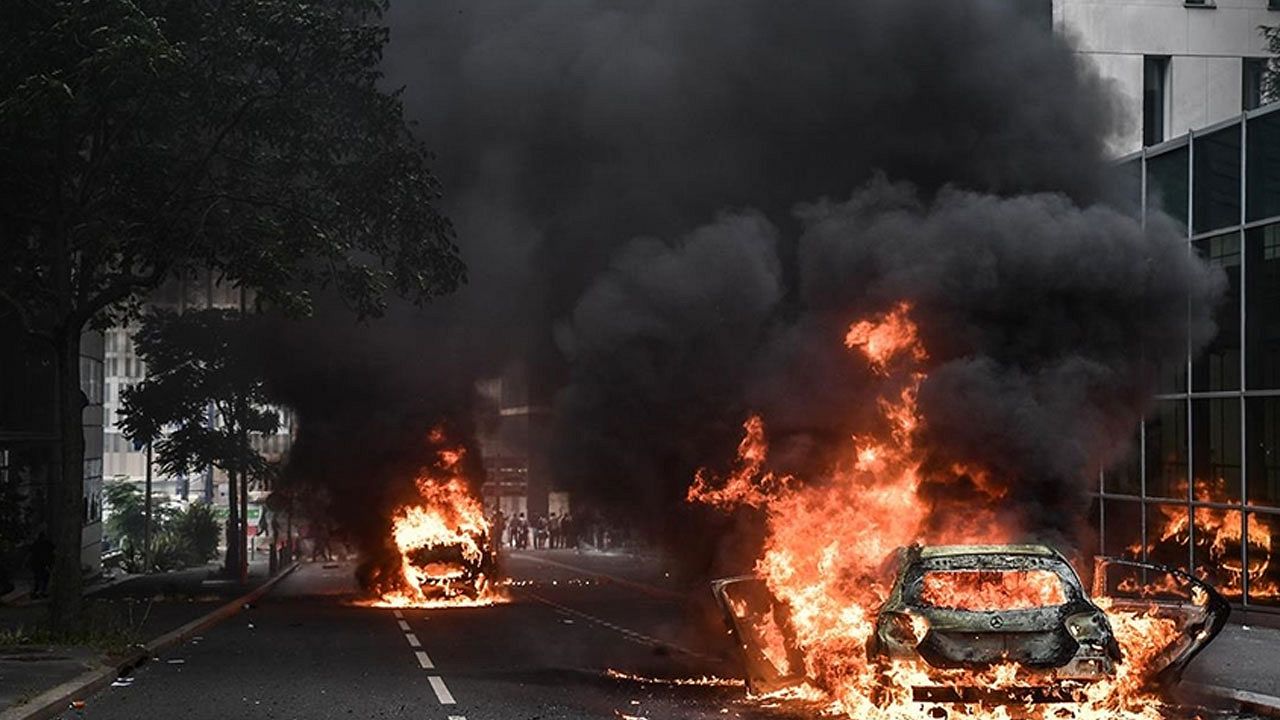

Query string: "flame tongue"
[689, 303, 1184, 719]
[369, 434, 506, 608]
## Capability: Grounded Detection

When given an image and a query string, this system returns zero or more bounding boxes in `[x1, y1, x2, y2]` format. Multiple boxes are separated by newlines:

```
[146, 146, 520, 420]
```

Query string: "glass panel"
[1193, 125, 1241, 234]
[1143, 56, 1170, 147]
[1246, 512, 1280, 606]
[1245, 224, 1280, 389]
[1192, 398, 1242, 504]
[1247, 396, 1280, 506]
[1145, 399, 1188, 500]
[1146, 145, 1188, 229]
[1247, 110, 1280, 222]
[1191, 232, 1241, 390]
[1111, 158, 1143, 217]
[1101, 499, 1143, 558]
[1191, 505, 1247, 602]
[1145, 502, 1191, 570]
[1103, 427, 1142, 495]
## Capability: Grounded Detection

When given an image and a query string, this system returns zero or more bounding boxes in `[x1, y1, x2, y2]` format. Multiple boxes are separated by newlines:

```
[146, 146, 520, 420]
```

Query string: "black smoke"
[254, 0, 1222, 574]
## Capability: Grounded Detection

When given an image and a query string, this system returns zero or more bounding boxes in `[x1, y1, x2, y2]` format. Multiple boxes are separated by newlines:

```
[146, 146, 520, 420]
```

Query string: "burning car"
[866, 544, 1120, 703]
[362, 433, 507, 608]
[712, 544, 1229, 707]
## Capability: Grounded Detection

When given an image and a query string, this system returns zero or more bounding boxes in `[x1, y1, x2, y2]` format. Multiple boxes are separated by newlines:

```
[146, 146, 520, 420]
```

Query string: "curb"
[1180, 681, 1280, 717]
[0, 562, 299, 720]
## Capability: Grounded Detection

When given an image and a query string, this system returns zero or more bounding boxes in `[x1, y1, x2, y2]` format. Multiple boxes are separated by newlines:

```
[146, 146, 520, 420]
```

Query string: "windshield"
[918, 569, 1068, 611]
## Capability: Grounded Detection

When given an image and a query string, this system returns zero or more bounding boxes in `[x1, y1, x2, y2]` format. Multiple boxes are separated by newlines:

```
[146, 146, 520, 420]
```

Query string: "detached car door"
[710, 575, 806, 694]
[1090, 556, 1231, 687]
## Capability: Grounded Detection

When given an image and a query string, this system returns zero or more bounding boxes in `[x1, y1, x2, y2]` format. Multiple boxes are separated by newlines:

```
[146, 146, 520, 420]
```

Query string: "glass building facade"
[1101, 103, 1280, 610]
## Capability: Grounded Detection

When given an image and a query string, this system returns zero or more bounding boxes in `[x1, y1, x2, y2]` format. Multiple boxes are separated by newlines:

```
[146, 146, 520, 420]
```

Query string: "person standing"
[29, 531, 54, 599]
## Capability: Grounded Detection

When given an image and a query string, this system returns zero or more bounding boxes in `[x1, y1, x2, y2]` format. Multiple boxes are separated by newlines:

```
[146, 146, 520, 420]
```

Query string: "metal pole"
[143, 440, 153, 573]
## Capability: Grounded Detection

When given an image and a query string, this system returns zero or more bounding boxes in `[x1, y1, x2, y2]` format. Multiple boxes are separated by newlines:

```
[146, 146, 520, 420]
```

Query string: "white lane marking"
[405, 632, 422, 648]
[428, 676, 456, 705]
[397, 619, 411, 632]
[393, 609, 403, 619]
[414, 650, 435, 669]
[448, 717, 466, 720]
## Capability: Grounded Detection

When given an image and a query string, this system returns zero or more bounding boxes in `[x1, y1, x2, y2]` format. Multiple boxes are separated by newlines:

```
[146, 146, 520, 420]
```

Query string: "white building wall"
[1055, 0, 1276, 154]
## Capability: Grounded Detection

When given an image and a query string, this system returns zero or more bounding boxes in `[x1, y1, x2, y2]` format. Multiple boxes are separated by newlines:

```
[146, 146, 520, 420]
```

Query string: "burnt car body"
[712, 544, 1229, 705]
[402, 531, 497, 599]
[867, 544, 1120, 703]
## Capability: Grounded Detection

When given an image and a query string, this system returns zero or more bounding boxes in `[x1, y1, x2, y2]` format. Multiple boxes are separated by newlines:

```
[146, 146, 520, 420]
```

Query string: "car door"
[710, 575, 807, 694]
[1090, 556, 1231, 687]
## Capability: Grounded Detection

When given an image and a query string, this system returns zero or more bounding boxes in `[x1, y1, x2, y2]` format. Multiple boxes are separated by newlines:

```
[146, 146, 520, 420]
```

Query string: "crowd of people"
[494, 510, 575, 550]
[492, 509, 628, 551]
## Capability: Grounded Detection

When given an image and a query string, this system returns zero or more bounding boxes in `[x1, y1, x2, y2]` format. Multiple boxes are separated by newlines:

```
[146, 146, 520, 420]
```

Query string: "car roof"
[916, 544, 1062, 559]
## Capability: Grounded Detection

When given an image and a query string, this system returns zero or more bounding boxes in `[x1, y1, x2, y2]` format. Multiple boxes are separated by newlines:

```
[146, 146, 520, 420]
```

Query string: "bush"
[104, 482, 220, 573]
[170, 503, 221, 566]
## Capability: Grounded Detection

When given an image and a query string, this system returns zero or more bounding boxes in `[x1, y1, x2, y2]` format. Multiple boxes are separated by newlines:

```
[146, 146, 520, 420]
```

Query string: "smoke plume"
[254, 0, 1223, 572]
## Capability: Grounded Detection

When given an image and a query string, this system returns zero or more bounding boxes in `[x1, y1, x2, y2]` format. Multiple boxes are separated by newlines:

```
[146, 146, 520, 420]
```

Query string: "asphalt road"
[57, 550, 801, 720]
[53, 550, 1262, 720]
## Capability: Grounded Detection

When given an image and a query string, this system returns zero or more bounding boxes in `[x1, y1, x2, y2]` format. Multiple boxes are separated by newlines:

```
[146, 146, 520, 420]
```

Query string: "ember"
[691, 303, 1214, 719]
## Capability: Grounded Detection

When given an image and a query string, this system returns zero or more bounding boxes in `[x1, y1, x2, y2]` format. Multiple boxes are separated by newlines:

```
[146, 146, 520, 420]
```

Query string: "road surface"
[59, 550, 784, 720]
[57, 550, 1258, 720]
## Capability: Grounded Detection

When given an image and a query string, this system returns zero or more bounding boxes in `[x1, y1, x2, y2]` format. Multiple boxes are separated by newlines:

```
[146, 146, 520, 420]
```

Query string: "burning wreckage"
[689, 304, 1232, 718]
[361, 434, 503, 608]
[713, 546, 1228, 708]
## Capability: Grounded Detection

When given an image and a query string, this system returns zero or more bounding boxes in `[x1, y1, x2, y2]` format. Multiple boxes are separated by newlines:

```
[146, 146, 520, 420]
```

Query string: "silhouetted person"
[30, 531, 54, 599]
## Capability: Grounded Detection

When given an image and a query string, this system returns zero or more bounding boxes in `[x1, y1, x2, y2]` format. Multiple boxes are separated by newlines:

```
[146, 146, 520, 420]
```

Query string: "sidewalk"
[0, 558, 283, 717]
[1180, 621, 1280, 713]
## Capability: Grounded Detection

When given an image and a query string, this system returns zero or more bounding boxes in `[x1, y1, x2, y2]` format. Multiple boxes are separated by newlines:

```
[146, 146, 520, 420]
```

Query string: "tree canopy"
[0, 0, 464, 626]
[119, 309, 279, 482]
[0, 0, 464, 337]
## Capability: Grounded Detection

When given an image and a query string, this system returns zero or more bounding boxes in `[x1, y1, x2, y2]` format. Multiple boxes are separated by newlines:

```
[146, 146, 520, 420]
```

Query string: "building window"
[1147, 143, 1189, 230]
[1193, 125, 1242, 234]
[1245, 58, 1268, 111]
[1146, 399, 1189, 500]
[1144, 56, 1171, 146]
[79, 356, 103, 405]
[1246, 224, 1280, 389]
[1193, 232, 1242, 391]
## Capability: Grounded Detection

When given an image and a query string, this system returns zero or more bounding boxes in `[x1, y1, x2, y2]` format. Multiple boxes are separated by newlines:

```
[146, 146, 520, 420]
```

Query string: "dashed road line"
[393, 609, 403, 619]
[448, 716, 467, 720]
[428, 676, 457, 704]
[390, 612, 457, 708]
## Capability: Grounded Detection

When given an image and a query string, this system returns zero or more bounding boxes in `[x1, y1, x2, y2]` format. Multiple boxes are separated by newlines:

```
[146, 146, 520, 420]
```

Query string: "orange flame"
[1129, 476, 1277, 601]
[367, 434, 507, 608]
[690, 303, 1189, 719]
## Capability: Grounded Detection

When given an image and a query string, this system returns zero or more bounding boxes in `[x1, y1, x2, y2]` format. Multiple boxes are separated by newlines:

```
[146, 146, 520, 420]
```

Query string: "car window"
[917, 569, 1067, 611]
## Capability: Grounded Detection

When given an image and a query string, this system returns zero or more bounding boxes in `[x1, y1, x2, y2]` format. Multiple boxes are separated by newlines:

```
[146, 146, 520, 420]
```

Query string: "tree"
[0, 0, 465, 629]
[119, 308, 281, 578]
[1264, 25, 1280, 104]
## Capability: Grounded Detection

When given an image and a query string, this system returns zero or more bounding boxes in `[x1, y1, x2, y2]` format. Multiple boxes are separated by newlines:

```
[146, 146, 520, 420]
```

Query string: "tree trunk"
[239, 468, 248, 583]
[225, 466, 239, 576]
[48, 330, 86, 631]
